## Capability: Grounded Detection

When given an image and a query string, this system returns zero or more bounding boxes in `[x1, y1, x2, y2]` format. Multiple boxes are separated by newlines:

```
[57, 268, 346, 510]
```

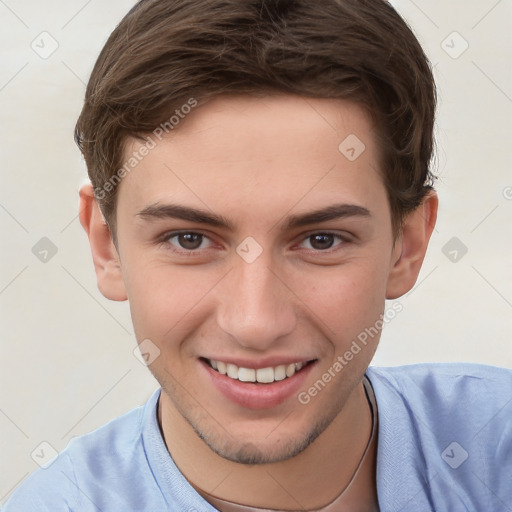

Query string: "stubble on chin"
[175, 395, 339, 465]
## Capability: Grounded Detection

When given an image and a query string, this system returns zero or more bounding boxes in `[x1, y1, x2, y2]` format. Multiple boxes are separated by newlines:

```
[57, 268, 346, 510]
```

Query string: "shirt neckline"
[142, 376, 380, 511]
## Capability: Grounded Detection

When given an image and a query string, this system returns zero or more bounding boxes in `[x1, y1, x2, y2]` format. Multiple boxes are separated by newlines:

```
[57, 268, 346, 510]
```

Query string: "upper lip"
[201, 356, 316, 369]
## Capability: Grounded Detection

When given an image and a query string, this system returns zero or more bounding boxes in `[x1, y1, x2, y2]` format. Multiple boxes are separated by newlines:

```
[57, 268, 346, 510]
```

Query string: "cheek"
[123, 257, 223, 343]
[122, 240, 391, 352]
[291, 259, 388, 343]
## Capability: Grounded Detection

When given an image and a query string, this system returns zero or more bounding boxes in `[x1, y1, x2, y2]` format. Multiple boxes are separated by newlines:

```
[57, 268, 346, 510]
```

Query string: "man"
[4, 0, 511, 510]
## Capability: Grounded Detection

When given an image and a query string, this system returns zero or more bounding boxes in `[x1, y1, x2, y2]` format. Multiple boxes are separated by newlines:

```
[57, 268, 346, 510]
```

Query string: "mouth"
[199, 356, 317, 410]
[202, 358, 315, 384]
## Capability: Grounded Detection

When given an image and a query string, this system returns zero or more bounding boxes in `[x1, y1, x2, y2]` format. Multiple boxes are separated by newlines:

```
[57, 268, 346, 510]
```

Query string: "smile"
[201, 357, 317, 409]
[206, 358, 313, 384]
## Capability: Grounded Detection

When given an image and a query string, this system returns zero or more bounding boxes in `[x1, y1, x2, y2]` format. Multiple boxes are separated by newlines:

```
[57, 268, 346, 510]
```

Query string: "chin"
[195, 414, 333, 465]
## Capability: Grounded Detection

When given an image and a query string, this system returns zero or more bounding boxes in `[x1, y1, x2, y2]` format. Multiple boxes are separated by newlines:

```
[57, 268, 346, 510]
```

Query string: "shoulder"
[1, 450, 79, 511]
[367, 363, 512, 510]
[366, 362, 512, 414]
[2, 394, 152, 511]
[366, 362, 512, 448]
[367, 361, 512, 396]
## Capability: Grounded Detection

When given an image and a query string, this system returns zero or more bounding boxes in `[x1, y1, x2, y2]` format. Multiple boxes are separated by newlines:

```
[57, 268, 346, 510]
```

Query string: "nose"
[216, 256, 297, 351]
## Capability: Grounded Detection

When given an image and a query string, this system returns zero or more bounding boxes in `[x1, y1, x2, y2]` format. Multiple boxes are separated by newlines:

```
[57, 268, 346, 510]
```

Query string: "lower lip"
[200, 359, 316, 410]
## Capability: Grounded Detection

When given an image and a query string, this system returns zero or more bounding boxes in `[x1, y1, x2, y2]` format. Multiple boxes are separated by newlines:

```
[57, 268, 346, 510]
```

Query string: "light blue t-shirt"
[3, 363, 512, 511]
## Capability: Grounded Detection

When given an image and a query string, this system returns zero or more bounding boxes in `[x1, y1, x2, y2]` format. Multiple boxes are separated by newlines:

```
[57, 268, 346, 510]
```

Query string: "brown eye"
[298, 232, 349, 252]
[177, 233, 204, 250]
[163, 231, 212, 252]
[309, 233, 335, 250]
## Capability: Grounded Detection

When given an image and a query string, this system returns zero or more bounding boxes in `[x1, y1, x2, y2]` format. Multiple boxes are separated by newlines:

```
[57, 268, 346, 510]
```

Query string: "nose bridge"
[217, 255, 296, 350]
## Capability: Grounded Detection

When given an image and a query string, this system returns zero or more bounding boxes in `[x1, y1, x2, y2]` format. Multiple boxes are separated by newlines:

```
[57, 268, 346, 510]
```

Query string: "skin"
[79, 94, 437, 510]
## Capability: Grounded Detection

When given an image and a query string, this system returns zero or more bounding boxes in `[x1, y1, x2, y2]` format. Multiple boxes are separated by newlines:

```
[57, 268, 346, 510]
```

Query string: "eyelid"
[158, 229, 216, 253]
[294, 230, 351, 252]
[158, 229, 353, 255]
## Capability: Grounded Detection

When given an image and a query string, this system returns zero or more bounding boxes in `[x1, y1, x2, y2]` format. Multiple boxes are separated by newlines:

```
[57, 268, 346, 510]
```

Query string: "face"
[114, 95, 400, 464]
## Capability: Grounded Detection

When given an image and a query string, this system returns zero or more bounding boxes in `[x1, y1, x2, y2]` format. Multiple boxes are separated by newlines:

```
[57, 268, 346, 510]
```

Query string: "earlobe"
[78, 183, 127, 301]
[386, 191, 438, 299]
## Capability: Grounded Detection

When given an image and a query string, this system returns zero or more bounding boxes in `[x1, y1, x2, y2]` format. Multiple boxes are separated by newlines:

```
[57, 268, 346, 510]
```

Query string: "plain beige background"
[1, 0, 511, 502]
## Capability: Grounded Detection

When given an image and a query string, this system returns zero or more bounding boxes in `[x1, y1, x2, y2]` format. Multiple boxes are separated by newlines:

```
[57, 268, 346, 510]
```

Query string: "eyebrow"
[284, 203, 371, 230]
[136, 202, 371, 231]
[137, 203, 236, 230]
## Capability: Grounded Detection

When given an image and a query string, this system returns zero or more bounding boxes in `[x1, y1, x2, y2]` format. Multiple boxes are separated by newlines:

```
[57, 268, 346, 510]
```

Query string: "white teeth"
[274, 365, 287, 381]
[256, 367, 274, 383]
[227, 363, 238, 379]
[207, 359, 309, 383]
[238, 367, 256, 382]
[217, 361, 227, 375]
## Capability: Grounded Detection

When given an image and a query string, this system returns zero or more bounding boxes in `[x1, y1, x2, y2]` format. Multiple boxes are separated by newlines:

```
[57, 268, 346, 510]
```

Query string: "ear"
[386, 190, 438, 299]
[78, 183, 127, 301]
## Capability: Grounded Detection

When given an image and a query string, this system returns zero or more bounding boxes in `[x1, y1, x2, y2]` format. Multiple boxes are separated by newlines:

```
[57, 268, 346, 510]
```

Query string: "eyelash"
[159, 230, 351, 256]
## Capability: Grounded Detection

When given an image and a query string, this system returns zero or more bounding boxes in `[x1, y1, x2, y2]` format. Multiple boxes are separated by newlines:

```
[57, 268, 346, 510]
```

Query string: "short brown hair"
[75, 0, 437, 239]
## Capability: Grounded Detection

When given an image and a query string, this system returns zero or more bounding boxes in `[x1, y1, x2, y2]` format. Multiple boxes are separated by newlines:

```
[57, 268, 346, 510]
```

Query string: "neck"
[158, 380, 377, 510]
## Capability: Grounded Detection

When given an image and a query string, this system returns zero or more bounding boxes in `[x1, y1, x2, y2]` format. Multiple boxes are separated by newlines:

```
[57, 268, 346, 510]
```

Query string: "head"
[77, 0, 438, 464]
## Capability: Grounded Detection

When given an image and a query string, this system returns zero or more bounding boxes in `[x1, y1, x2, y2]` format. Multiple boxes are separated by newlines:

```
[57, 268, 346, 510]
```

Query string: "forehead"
[146, 94, 377, 163]
[117, 94, 387, 224]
